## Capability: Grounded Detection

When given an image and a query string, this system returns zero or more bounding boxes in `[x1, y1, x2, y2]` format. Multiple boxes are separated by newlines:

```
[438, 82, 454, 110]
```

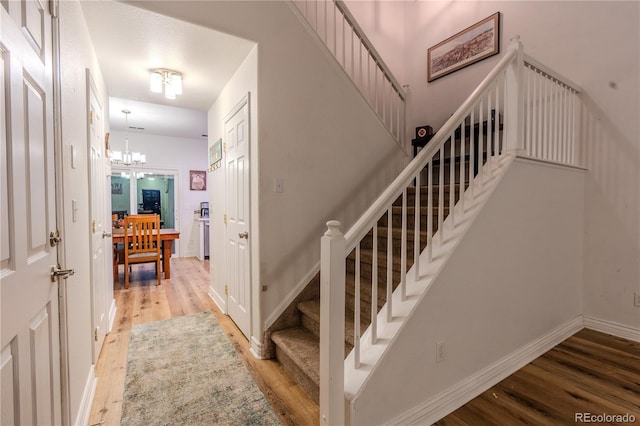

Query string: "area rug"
[121, 312, 281, 426]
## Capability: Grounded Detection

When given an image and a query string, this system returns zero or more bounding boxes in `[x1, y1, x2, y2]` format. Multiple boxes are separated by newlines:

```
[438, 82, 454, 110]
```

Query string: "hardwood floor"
[88, 257, 319, 426]
[90, 257, 639, 426]
[436, 328, 640, 425]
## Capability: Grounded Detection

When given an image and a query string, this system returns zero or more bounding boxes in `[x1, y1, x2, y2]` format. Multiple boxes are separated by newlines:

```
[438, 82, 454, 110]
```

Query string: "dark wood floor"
[437, 328, 640, 425]
[90, 258, 639, 426]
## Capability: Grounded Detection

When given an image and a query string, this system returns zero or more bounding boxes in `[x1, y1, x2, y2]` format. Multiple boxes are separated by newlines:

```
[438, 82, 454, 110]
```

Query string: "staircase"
[271, 152, 471, 403]
[269, 6, 582, 420]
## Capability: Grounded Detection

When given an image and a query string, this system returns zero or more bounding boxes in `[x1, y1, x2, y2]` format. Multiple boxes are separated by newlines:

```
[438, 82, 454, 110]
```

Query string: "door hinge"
[89, 110, 94, 125]
[49, 230, 62, 247]
[225, 285, 228, 295]
[223, 214, 227, 225]
[94, 328, 98, 342]
[92, 219, 96, 233]
[223, 143, 227, 153]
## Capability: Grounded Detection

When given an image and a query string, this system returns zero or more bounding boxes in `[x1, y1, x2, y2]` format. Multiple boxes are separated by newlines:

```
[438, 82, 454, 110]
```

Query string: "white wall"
[343, 0, 640, 332]
[59, 1, 109, 422]
[352, 159, 585, 425]
[109, 131, 209, 258]
[401, 0, 640, 332]
[138, 1, 409, 349]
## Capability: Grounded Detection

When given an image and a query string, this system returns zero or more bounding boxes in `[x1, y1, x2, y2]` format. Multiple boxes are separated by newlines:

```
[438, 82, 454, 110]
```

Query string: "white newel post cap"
[509, 35, 523, 51]
[324, 221, 342, 237]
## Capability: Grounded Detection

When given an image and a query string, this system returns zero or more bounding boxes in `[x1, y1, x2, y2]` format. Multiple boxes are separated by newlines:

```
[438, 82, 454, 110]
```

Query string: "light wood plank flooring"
[90, 257, 639, 425]
[88, 257, 318, 426]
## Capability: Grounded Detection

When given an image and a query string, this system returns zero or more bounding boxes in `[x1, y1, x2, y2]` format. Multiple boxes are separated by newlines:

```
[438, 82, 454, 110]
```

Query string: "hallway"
[89, 257, 318, 426]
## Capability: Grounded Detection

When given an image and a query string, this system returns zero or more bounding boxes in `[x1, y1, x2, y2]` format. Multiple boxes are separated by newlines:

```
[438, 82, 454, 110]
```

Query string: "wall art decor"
[208, 138, 223, 172]
[190, 170, 207, 191]
[428, 12, 500, 82]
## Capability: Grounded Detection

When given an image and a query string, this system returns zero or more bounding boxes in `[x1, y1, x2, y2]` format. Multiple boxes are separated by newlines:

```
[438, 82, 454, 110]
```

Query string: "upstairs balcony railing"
[291, 0, 407, 148]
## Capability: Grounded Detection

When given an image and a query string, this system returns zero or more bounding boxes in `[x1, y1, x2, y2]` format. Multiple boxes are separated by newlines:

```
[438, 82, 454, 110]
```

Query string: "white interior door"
[1, 2, 62, 424]
[225, 95, 251, 339]
[88, 70, 108, 361]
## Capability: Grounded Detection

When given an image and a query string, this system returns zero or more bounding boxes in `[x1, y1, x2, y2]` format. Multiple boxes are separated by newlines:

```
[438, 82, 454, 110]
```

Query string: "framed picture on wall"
[427, 12, 500, 82]
[111, 182, 122, 194]
[209, 138, 223, 171]
[190, 170, 207, 191]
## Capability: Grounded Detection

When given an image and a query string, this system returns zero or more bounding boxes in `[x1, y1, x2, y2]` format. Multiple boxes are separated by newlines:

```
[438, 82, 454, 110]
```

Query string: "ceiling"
[80, 0, 256, 139]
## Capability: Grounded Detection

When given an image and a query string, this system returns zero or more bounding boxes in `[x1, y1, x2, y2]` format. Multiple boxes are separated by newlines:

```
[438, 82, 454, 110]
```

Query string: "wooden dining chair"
[123, 214, 161, 288]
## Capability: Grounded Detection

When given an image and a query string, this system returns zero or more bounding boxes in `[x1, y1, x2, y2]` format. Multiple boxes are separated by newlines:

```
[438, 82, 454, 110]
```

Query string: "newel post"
[320, 220, 346, 426]
[505, 36, 526, 155]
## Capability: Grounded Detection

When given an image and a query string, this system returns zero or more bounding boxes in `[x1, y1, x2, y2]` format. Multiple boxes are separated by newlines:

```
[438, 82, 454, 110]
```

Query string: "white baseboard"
[208, 286, 226, 314]
[250, 336, 265, 359]
[74, 365, 96, 426]
[388, 316, 584, 426]
[583, 316, 640, 342]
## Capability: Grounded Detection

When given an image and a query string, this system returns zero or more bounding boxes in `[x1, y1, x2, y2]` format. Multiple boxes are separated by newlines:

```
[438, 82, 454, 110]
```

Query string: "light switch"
[72, 199, 78, 222]
[71, 145, 77, 169]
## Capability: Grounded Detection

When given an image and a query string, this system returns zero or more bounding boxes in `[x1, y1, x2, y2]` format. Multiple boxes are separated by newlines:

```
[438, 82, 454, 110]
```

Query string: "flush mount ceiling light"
[110, 110, 146, 166]
[150, 69, 183, 100]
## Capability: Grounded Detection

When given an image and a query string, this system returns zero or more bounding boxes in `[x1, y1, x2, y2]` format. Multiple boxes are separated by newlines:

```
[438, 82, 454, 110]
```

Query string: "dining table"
[112, 228, 180, 283]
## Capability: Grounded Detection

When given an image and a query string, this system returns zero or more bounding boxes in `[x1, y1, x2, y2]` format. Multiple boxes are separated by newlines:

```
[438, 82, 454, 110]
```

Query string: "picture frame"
[104, 132, 110, 157]
[111, 182, 122, 195]
[208, 138, 222, 172]
[189, 170, 207, 191]
[427, 12, 500, 82]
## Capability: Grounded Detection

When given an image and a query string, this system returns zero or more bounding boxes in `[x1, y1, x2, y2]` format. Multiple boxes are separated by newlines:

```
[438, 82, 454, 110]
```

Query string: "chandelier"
[150, 69, 183, 100]
[110, 110, 146, 166]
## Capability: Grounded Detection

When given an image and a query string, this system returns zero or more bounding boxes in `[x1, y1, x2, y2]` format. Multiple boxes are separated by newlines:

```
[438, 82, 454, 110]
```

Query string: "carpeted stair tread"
[298, 299, 369, 346]
[271, 327, 321, 403]
[273, 185, 473, 401]
[271, 327, 321, 385]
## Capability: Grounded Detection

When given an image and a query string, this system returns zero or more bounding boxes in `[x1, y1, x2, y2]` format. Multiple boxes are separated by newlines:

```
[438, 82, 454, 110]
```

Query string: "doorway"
[224, 94, 251, 339]
[111, 169, 178, 253]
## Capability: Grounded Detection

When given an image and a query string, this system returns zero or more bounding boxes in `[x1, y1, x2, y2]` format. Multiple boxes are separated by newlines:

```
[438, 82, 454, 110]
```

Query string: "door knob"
[238, 231, 249, 239]
[102, 231, 112, 238]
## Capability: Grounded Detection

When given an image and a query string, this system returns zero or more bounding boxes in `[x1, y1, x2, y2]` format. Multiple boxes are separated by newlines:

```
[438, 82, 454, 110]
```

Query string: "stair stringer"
[344, 155, 586, 425]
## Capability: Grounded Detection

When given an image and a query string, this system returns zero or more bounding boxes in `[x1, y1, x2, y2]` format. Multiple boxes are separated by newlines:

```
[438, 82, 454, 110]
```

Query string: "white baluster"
[372, 224, 377, 344]
[320, 220, 345, 426]
[470, 108, 475, 199]
[414, 172, 420, 281]
[438, 148, 444, 245]
[386, 207, 393, 321]
[449, 131, 455, 226]
[460, 118, 466, 214]
[505, 36, 525, 155]
[401, 188, 407, 301]
[427, 162, 433, 263]
[355, 243, 361, 368]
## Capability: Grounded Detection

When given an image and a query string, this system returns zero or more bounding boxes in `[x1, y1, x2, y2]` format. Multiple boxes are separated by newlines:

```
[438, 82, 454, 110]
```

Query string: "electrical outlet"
[635, 292, 640, 307]
[436, 340, 446, 363]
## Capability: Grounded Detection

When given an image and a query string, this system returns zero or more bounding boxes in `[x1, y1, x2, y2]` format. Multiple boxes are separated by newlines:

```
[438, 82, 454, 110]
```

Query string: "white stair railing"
[291, 0, 407, 147]
[319, 37, 581, 424]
